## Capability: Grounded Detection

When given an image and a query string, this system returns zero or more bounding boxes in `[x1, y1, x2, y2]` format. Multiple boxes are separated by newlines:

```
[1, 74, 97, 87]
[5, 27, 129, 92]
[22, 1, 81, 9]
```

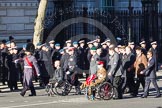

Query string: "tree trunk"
[33, 0, 48, 46]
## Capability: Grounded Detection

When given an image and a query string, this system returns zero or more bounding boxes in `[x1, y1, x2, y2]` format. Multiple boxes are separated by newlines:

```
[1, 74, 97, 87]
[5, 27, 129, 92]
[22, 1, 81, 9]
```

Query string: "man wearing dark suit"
[66, 47, 81, 95]
[125, 46, 136, 96]
[141, 51, 161, 98]
[140, 41, 147, 56]
[0, 40, 8, 85]
[108, 45, 123, 99]
[48, 40, 55, 56]
[149, 41, 158, 71]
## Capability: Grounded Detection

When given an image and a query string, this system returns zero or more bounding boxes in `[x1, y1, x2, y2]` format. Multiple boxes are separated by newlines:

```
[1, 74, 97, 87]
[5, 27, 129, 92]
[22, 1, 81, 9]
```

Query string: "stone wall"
[0, 0, 38, 47]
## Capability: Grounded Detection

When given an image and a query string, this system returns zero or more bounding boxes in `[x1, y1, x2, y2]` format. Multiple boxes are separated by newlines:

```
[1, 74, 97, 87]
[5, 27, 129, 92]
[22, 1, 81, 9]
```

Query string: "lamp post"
[128, 0, 133, 42]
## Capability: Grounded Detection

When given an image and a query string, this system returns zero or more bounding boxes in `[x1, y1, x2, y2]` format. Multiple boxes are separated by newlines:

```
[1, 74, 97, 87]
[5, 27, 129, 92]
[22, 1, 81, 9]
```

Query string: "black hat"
[26, 43, 35, 53]
[9, 36, 14, 41]
[26, 39, 31, 43]
[1, 40, 6, 44]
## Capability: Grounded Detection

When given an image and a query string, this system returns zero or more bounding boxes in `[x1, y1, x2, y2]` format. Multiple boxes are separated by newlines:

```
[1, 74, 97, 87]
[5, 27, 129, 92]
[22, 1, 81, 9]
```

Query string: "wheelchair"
[45, 80, 72, 96]
[85, 80, 114, 100]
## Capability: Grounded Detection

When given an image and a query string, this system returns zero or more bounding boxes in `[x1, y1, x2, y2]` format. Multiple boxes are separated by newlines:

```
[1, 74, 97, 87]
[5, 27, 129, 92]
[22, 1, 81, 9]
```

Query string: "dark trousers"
[121, 77, 127, 92]
[21, 77, 36, 96]
[134, 75, 145, 95]
[143, 78, 160, 96]
[8, 80, 18, 91]
[65, 72, 81, 93]
[127, 77, 136, 94]
[1, 66, 8, 84]
[21, 84, 36, 96]
[113, 76, 123, 99]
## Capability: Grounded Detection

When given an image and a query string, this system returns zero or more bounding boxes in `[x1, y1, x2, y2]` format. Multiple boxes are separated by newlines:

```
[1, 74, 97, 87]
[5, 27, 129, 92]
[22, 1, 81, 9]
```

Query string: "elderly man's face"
[0, 44, 5, 49]
[102, 44, 107, 49]
[93, 42, 99, 47]
[97, 48, 102, 55]
[141, 44, 146, 48]
[50, 43, 54, 48]
[54, 60, 60, 68]
[55, 46, 60, 50]
[125, 47, 131, 55]
[73, 44, 78, 48]
[130, 44, 135, 49]
[88, 44, 93, 48]
[90, 50, 96, 55]
[152, 44, 157, 49]
[10, 42, 16, 48]
[13, 49, 18, 54]
[80, 43, 84, 47]
[67, 43, 71, 47]
[68, 50, 74, 55]
[109, 49, 114, 56]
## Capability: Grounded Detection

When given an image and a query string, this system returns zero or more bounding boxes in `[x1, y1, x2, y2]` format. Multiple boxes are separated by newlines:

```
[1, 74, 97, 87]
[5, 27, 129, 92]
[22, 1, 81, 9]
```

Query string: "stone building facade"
[0, 0, 38, 46]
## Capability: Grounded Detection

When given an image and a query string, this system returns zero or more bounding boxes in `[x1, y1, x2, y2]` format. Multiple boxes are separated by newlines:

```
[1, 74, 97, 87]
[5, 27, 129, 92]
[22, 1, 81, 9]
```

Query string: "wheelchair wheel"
[98, 82, 114, 100]
[64, 81, 72, 95]
[45, 84, 50, 94]
[45, 84, 55, 96]
[55, 81, 72, 96]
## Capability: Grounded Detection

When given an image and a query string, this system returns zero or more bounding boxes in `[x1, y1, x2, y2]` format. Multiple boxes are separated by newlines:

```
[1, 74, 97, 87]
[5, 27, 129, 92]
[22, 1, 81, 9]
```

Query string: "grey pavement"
[0, 70, 162, 108]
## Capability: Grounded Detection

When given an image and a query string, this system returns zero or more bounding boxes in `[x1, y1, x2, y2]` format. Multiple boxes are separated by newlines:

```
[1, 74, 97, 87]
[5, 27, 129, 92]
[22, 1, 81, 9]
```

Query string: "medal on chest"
[70, 58, 73, 61]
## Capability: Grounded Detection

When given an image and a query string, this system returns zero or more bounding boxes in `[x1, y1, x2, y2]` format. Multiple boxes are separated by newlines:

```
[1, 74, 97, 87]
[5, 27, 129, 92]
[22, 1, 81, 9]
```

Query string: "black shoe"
[131, 93, 137, 97]
[141, 95, 147, 98]
[2, 82, 6, 85]
[28, 94, 36, 96]
[113, 97, 119, 100]
[10, 89, 14, 92]
[154, 94, 161, 98]
[20, 93, 25, 97]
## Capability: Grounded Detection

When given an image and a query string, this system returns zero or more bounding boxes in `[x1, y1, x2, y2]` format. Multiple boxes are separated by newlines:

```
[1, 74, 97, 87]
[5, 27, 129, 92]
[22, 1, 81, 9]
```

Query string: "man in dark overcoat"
[66, 47, 81, 95]
[141, 51, 161, 98]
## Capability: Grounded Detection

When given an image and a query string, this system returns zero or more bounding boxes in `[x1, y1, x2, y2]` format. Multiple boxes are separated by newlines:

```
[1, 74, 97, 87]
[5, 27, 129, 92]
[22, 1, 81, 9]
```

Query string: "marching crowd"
[0, 35, 161, 99]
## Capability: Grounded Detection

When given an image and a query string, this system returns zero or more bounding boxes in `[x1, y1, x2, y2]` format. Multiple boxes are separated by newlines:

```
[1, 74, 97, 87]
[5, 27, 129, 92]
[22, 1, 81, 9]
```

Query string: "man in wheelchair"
[49, 60, 63, 88]
[80, 61, 107, 100]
